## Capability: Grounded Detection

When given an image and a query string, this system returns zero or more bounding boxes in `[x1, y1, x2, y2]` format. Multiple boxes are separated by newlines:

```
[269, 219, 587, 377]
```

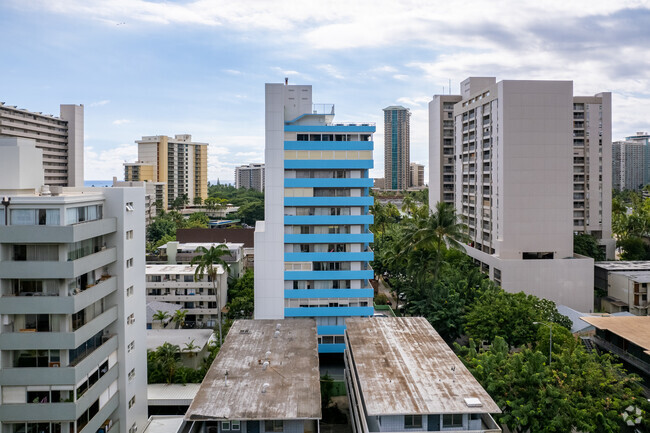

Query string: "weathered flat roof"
[148, 384, 201, 406]
[147, 329, 214, 352]
[581, 316, 650, 354]
[142, 416, 185, 433]
[185, 319, 321, 421]
[146, 264, 224, 275]
[596, 261, 650, 271]
[345, 317, 500, 416]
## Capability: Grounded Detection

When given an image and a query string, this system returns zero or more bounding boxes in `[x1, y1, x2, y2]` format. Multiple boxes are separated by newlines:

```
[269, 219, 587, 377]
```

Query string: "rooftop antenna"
[285, 77, 289, 85]
[224, 370, 229, 386]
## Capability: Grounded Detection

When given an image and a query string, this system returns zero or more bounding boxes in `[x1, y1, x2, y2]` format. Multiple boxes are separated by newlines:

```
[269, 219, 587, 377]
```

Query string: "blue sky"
[2, 0, 650, 183]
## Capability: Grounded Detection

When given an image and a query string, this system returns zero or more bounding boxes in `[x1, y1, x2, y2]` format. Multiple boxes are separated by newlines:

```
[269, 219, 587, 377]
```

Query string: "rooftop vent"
[262, 383, 269, 394]
[274, 330, 280, 338]
[262, 361, 270, 371]
[464, 397, 482, 407]
[265, 351, 271, 360]
[240, 329, 250, 334]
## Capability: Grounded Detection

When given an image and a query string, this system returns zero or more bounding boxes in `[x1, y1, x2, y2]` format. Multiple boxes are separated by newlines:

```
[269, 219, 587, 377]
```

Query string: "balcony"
[0, 247, 117, 279]
[0, 218, 116, 244]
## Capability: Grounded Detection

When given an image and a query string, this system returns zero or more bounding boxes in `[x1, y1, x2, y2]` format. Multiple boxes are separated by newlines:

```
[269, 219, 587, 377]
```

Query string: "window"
[222, 421, 231, 431]
[128, 368, 135, 381]
[126, 202, 134, 212]
[127, 314, 135, 325]
[126, 230, 133, 240]
[129, 423, 138, 433]
[126, 258, 134, 268]
[232, 421, 241, 431]
[129, 395, 136, 409]
[128, 341, 135, 352]
[265, 421, 283, 432]
[443, 414, 463, 428]
[127, 286, 134, 297]
[404, 415, 422, 429]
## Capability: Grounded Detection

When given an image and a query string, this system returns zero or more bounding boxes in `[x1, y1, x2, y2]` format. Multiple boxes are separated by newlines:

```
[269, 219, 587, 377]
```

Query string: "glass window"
[404, 415, 422, 429]
[264, 421, 283, 432]
[11, 209, 35, 225]
[443, 414, 463, 428]
[232, 421, 240, 431]
[222, 421, 231, 431]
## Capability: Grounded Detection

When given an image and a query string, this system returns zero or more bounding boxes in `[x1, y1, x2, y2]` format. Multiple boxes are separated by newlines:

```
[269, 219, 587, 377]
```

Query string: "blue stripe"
[284, 196, 374, 206]
[318, 325, 347, 335]
[285, 160, 373, 169]
[284, 178, 374, 188]
[318, 344, 346, 353]
[284, 125, 376, 132]
[284, 215, 374, 225]
[285, 252, 374, 262]
[285, 234, 374, 243]
[284, 289, 374, 298]
[284, 141, 374, 151]
[284, 270, 374, 280]
[285, 306, 374, 317]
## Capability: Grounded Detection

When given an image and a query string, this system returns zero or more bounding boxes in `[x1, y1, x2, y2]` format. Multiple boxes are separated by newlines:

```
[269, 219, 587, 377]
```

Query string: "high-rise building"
[235, 163, 265, 192]
[409, 162, 425, 188]
[613, 141, 645, 191]
[0, 101, 84, 187]
[429, 77, 609, 312]
[124, 134, 208, 209]
[383, 106, 410, 190]
[627, 132, 650, 186]
[254, 83, 375, 353]
[0, 138, 147, 433]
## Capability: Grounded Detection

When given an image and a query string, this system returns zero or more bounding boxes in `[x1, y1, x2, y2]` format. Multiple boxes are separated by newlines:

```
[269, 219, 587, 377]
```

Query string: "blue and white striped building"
[255, 83, 375, 353]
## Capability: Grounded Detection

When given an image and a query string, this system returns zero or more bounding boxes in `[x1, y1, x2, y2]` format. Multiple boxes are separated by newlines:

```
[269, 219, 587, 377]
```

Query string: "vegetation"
[147, 340, 220, 384]
[152, 310, 171, 328]
[612, 189, 650, 259]
[146, 209, 210, 252]
[191, 245, 231, 345]
[573, 233, 605, 261]
[226, 269, 254, 319]
[207, 183, 264, 226]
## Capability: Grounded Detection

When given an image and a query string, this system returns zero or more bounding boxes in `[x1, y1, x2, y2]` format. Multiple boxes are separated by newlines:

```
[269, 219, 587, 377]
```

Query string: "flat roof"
[614, 271, 650, 283]
[596, 261, 650, 271]
[581, 316, 650, 354]
[148, 384, 201, 406]
[143, 416, 185, 433]
[345, 317, 500, 416]
[147, 329, 214, 352]
[146, 264, 224, 275]
[185, 319, 321, 421]
[160, 242, 244, 251]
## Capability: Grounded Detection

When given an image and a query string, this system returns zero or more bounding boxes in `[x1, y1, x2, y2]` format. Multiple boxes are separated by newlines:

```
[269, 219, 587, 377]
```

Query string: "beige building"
[124, 134, 208, 210]
[429, 78, 606, 312]
[409, 162, 425, 188]
[383, 106, 410, 190]
[0, 101, 83, 187]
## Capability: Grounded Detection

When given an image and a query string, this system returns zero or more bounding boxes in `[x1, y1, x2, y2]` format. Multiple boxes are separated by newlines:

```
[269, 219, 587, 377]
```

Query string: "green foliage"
[147, 217, 176, 243]
[234, 201, 264, 226]
[147, 339, 223, 385]
[320, 373, 334, 409]
[208, 183, 264, 206]
[455, 337, 650, 433]
[573, 233, 605, 261]
[535, 322, 575, 358]
[618, 236, 650, 260]
[373, 293, 389, 305]
[226, 269, 254, 319]
[172, 309, 187, 329]
[186, 212, 210, 228]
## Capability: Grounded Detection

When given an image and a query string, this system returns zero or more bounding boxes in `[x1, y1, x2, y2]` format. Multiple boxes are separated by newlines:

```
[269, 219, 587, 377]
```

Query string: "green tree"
[152, 310, 170, 328]
[147, 218, 176, 243]
[193, 196, 203, 206]
[226, 269, 254, 319]
[235, 201, 264, 226]
[150, 342, 181, 384]
[172, 309, 187, 329]
[573, 233, 605, 261]
[191, 245, 231, 345]
[186, 212, 210, 228]
[182, 339, 199, 357]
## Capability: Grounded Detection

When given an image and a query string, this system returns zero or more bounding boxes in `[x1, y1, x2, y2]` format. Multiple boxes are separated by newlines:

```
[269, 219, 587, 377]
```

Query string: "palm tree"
[172, 309, 188, 329]
[402, 201, 470, 280]
[154, 342, 180, 384]
[152, 310, 171, 328]
[183, 339, 199, 357]
[191, 245, 231, 345]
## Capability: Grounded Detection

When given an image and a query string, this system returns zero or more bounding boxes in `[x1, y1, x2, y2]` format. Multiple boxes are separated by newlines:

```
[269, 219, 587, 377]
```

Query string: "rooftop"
[142, 416, 185, 433]
[581, 316, 650, 354]
[146, 301, 182, 324]
[159, 242, 244, 253]
[184, 319, 321, 421]
[345, 317, 500, 416]
[147, 329, 214, 352]
[595, 261, 650, 271]
[148, 384, 201, 406]
[146, 264, 224, 275]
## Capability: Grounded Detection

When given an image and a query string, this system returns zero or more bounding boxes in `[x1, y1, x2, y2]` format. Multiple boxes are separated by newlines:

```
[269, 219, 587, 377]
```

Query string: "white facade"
[0, 102, 84, 187]
[0, 138, 147, 433]
[429, 78, 598, 312]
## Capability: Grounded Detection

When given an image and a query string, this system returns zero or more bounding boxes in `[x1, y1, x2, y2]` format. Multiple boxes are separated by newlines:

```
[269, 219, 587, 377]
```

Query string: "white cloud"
[392, 74, 409, 81]
[84, 143, 137, 180]
[396, 96, 430, 107]
[112, 119, 131, 125]
[224, 69, 241, 75]
[317, 64, 345, 80]
[88, 99, 110, 107]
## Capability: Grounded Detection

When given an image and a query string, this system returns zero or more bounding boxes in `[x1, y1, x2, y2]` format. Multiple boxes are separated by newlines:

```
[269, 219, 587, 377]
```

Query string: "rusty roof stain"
[184, 319, 321, 421]
[345, 317, 500, 416]
[581, 315, 650, 354]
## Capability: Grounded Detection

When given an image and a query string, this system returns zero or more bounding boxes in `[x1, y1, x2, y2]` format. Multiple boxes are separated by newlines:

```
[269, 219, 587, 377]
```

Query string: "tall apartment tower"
[124, 134, 208, 209]
[409, 162, 425, 188]
[0, 101, 84, 187]
[429, 77, 606, 312]
[612, 140, 645, 191]
[235, 163, 265, 192]
[0, 138, 147, 433]
[255, 83, 375, 353]
[383, 106, 410, 190]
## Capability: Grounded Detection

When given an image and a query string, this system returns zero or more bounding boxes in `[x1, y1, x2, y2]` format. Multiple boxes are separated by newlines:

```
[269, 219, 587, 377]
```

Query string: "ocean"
[84, 180, 113, 188]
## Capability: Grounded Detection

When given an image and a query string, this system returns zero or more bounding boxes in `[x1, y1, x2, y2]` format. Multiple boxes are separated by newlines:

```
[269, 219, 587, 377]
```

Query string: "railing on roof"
[312, 104, 335, 115]
[332, 122, 376, 127]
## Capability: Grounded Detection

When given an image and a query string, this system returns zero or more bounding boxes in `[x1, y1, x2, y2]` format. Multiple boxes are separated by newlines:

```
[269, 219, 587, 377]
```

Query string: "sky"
[2, 0, 650, 183]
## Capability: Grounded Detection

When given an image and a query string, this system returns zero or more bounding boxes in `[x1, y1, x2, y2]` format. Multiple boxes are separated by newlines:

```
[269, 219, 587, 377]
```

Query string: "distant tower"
[383, 106, 410, 190]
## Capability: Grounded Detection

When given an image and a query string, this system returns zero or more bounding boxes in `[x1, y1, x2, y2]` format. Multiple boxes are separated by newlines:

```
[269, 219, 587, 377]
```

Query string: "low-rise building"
[147, 329, 214, 369]
[146, 264, 227, 329]
[345, 317, 501, 433]
[157, 242, 245, 279]
[181, 319, 321, 433]
[595, 261, 650, 315]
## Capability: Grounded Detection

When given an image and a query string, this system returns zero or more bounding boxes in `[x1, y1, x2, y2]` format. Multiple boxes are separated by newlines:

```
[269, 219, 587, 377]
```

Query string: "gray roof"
[147, 329, 214, 352]
[556, 305, 595, 333]
[185, 319, 321, 421]
[146, 301, 182, 324]
[345, 317, 500, 416]
[148, 384, 201, 406]
[596, 261, 650, 271]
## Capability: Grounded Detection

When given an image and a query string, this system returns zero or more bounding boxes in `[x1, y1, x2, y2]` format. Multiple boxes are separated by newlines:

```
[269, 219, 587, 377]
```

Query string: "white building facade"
[0, 138, 147, 433]
[255, 83, 375, 353]
[429, 78, 602, 312]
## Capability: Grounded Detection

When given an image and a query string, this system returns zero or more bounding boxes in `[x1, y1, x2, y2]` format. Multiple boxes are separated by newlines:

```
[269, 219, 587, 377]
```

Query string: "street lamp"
[533, 321, 552, 365]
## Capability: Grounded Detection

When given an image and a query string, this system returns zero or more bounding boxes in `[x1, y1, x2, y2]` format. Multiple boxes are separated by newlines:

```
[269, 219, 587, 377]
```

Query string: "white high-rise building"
[0, 138, 147, 433]
[255, 83, 375, 353]
[0, 102, 84, 187]
[429, 78, 608, 312]
[235, 163, 265, 192]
